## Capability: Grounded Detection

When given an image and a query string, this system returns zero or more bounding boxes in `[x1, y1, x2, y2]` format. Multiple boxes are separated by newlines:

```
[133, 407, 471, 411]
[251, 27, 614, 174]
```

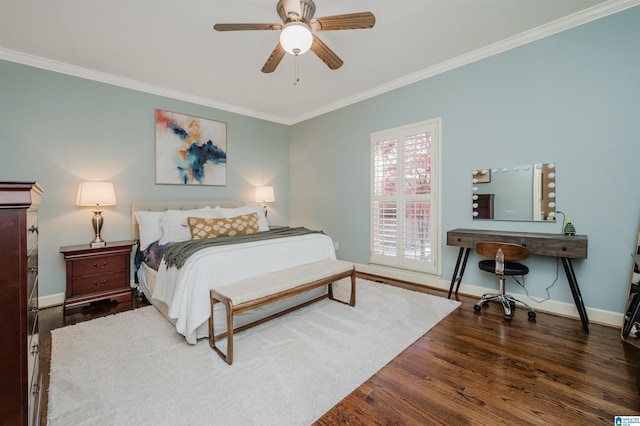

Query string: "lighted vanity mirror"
[471, 162, 557, 222]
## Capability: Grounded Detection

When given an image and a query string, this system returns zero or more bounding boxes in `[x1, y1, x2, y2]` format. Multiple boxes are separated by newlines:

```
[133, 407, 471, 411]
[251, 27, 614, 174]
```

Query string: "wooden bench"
[209, 259, 356, 364]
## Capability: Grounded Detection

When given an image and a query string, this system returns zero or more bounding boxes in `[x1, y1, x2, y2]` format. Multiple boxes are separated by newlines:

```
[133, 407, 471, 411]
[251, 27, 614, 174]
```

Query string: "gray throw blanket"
[163, 227, 325, 269]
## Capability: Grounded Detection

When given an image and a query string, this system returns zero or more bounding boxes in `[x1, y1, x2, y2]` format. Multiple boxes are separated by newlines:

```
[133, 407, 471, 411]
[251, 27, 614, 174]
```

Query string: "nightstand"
[60, 240, 134, 312]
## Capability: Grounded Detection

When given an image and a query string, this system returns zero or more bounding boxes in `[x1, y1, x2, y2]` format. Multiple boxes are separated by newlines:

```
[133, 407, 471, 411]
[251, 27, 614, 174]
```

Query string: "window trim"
[369, 117, 442, 276]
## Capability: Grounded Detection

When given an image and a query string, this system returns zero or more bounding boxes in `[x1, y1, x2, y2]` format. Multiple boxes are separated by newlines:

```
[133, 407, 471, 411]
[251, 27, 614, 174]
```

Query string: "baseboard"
[39, 280, 138, 308]
[356, 263, 623, 328]
[41, 268, 624, 329]
[39, 292, 65, 308]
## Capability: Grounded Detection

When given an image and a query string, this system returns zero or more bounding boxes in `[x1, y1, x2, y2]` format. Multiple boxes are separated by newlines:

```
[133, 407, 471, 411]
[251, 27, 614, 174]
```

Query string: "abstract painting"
[155, 109, 227, 185]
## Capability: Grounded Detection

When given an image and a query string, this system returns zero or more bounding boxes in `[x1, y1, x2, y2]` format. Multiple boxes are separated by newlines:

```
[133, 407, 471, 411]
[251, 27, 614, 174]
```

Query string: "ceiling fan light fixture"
[279, 21, 313, 55]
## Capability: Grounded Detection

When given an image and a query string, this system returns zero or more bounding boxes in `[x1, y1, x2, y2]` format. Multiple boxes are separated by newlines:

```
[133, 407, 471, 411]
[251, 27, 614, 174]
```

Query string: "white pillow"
[159, 207, 219, 245]
[216, 204, 269, 232]
[135, 211, 165, 251]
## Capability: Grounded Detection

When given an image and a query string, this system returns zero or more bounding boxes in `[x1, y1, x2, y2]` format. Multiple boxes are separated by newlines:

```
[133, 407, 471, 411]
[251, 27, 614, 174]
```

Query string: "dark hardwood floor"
[40, 281, 640, 425]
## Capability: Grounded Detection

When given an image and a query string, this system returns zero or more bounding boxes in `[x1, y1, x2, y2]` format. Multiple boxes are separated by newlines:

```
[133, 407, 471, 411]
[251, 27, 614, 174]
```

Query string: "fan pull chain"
[293, 48, 300, 86]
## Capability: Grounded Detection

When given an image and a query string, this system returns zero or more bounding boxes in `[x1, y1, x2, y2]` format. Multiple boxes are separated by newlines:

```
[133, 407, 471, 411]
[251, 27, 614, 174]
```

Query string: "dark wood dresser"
[0, 181, 43, 426]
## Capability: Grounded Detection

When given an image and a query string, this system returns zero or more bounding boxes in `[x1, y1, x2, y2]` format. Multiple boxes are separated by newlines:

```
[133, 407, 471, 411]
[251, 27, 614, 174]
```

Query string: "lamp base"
[91, 209, 106, 248]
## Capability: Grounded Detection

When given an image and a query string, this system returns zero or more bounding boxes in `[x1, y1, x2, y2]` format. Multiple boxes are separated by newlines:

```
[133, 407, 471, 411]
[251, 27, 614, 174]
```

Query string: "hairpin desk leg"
[561, 257, 589, 333]
[448, 247, 471, 299]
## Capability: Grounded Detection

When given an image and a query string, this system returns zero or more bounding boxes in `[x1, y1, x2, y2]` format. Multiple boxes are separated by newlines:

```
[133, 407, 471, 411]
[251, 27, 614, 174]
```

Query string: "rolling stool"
[473, 242, 536, 321]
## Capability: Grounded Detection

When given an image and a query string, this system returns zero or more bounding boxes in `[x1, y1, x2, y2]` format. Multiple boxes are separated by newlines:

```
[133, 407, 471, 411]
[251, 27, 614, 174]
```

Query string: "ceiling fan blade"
[261, 43, 286, 73]
[214, 23, 282, 31]
[310, 35, 343, 70]
[310, 12, 375, 31]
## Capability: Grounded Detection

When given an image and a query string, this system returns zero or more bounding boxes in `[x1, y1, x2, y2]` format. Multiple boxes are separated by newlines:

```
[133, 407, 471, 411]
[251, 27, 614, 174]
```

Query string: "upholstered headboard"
[131, 200, 245, 241]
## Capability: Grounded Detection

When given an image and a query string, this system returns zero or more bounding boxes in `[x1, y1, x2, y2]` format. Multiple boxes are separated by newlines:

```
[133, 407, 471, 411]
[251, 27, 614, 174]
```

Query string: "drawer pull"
[28, 225, 38, 235]
[93, 280, 108, 287]
[31, 382, 40, 396]
[562, 246, 567, 251]
[31, 343, 39, 356]
[93, 262, 108, 269]
[28, 266, 38, 274]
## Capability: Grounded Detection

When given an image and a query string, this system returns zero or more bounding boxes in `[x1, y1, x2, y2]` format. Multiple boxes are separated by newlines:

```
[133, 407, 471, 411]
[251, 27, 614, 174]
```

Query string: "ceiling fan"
[213, 0, 375, 73]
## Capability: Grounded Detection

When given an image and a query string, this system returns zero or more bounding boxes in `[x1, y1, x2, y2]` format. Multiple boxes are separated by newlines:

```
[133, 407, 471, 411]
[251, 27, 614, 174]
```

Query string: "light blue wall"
[0, 61, 290, 298]
[2, 6, 639, 314]
[290, 6, 640, 313]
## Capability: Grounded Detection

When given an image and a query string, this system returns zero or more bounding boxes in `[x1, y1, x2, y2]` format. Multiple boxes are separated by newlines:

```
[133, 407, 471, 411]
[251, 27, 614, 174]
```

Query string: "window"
[370, 118, 441, 274]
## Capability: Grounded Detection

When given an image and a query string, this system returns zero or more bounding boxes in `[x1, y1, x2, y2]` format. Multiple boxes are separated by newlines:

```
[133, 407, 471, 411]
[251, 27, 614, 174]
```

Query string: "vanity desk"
[447, 228, 589, 332]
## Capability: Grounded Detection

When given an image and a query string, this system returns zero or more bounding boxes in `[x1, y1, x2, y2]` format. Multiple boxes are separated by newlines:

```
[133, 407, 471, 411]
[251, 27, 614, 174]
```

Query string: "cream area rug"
[48, 279, 460, 426]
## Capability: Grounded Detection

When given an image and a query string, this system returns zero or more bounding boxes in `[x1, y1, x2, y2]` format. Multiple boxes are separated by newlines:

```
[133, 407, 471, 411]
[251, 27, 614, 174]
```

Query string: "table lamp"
[76, 181, 117, 247]
[255, 186, 275, 217]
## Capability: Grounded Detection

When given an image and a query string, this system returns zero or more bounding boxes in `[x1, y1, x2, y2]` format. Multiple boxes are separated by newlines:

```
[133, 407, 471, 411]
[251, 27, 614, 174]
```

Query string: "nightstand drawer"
[71, 254, 126, 277]
[72, 271, 127, 295]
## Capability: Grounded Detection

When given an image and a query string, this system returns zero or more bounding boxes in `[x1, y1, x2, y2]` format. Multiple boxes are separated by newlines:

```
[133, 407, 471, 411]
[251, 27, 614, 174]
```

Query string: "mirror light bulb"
[473, 211, 479, 217]
[472, 186, 478, 192]
[548, 202, 556, 208]
[548, 172, 556, 178]
[549, 192, 556, 198]
[473, 203, 478, 208]
[548, 182, 556, 188]
[472, 194, 478, 200]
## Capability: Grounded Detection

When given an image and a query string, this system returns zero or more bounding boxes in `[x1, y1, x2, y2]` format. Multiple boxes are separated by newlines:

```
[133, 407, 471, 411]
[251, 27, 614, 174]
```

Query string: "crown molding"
[2, 0, 638, 126]
[0, 48, 289, 125]
[288, 0, 640, 124]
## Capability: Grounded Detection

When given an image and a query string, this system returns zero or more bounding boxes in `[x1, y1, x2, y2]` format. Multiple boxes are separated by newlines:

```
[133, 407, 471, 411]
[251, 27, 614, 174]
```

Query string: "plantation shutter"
[370, 119, 440, 274]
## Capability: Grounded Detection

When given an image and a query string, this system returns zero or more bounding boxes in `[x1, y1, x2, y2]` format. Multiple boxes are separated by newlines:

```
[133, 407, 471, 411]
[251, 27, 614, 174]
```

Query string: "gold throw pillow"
[187, 213, 260, 239]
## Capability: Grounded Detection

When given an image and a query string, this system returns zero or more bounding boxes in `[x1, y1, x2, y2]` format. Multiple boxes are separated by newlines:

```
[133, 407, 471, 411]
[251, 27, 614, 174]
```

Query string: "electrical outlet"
[334, 241, 339, 250]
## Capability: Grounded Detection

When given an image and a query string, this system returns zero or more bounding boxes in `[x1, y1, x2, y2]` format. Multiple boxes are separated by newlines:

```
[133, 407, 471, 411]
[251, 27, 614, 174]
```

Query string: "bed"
[132, 200, 337, 344]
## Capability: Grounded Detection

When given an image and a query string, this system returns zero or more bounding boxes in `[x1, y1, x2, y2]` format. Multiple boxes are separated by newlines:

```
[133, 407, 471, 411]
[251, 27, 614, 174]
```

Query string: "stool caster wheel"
[504, 314, 512, 321]
[528, 311, 536, 320]
[474, 304, 482, 312]
[482, 301, 489, 307]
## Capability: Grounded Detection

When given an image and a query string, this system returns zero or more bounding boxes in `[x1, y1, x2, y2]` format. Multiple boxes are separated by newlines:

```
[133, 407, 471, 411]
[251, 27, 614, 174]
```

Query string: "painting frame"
[154, 109, 227, 186]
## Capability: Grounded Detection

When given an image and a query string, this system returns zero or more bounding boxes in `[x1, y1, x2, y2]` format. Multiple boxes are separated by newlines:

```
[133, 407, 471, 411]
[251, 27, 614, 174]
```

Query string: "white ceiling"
[1, 0, 635, 124]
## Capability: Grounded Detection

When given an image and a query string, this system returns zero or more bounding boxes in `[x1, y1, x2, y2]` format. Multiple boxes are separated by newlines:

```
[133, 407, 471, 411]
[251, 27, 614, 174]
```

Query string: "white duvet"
[152, 233, 336, 344]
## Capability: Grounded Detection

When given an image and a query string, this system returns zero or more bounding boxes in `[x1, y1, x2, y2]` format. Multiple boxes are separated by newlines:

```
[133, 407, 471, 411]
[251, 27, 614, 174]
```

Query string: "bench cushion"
[214, 259, 354, 305]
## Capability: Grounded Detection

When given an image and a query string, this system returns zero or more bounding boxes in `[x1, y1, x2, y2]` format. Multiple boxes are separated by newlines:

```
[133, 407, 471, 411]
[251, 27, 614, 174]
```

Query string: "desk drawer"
[447, 233, 474, 248]
[71, 254, 126, 277]
[543, 238, 587, 258]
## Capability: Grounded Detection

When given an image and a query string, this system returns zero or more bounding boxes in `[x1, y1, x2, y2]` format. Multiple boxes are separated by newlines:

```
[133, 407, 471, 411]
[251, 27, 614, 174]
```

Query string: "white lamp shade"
[255, 186, 275, 203]
[279, 22, 313, 55]
[76, 182, 117, 206]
